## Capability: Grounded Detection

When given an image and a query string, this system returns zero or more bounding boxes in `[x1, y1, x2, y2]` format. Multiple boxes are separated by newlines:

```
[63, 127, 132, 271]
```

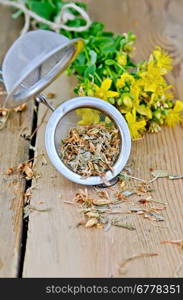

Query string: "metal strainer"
[0, 30, 131, 186]
[1, 29, 83, 108]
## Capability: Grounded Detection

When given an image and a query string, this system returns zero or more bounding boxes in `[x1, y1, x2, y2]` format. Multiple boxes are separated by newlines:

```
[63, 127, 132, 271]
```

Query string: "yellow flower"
[130, 81, 141, 100]
[94, 78, 119, 100]
[130, 81, 141, 108]
[76, 108, 100, 125]
[117, 53, 127, 66]
[150, 85, 173, 104]
[123, 94, 133, 107]
[136, 105, 152, 119]
[150, 86, 165, 103]
[125, 109, 146, 139]
[164, 91, 174, 101]
[152, 46, 172, 74]
[165, 100, 183, 127]
[139, 61, 166, 92]
[116, 73, 135, 88]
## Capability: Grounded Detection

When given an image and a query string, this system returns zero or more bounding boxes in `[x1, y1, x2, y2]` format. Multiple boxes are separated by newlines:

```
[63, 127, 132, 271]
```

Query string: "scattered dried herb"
[0, 108, 9, 116]
[71, 188, 132, 230]
[150, 170, 183, 182]
[23, 205, 51, 219]
[67, 162, 170, 230]
[168, 175, 183, 180]
[115, 192, 127, 201]
[112, 218, 136, 231]
[0, 108, 9, 130]
[74, 189, 94, 207]
[60, 124, 120, 178]
[144, 212, 165, 222]
[24, 185, 38, 204]
[130, 206, 165, 222]
[21, 162, 34, 179]
[93, 199, 112, 206]
[122, 190, 135, 197]
[0, 104, 27, 130]
[5, 168, 14, 175]
[13, 103, 27, 112]
[4, 154, 45, 180]
[138, 199, 149, 204]
[151, 170, 169, 178]
[119, 253, 158, 274]
[47, 92, 56, 99]
[161, 240, 183, 250]
[119, 172, 146, 182]
[85, 218, 98, 228]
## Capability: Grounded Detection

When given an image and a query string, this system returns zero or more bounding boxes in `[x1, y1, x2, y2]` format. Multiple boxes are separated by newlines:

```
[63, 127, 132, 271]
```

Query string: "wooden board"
[22, 0, 183, 277]
[0, 7, 33, 277]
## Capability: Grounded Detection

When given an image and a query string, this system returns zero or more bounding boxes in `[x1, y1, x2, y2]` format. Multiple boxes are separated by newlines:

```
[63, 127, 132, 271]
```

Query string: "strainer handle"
[35, 94, 55, 112]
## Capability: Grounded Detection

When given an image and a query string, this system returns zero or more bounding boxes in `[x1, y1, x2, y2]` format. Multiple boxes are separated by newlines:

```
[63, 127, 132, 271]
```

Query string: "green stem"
[107, 67, 113, 78]
[114, 62, 125, 72]
[94, 72, 102, 84]
[84, 48, 90, 64]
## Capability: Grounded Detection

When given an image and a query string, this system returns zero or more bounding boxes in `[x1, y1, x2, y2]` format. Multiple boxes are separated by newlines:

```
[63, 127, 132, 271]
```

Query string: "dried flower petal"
[85, 218, 98, 228]
[93, 199, 112, 206]
[13, 103, 27, 112]
[47, 92, 56, 99]
[22, 164, 34, 178]
[5, 168, 14, 175]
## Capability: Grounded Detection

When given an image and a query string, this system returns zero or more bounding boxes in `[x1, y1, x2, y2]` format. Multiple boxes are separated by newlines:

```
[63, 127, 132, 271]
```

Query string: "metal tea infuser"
[0, 29, 131, 186]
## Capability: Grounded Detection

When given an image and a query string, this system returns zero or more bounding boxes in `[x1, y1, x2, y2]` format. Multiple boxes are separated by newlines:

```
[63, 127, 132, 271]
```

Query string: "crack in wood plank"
[0, 7, 35, 277]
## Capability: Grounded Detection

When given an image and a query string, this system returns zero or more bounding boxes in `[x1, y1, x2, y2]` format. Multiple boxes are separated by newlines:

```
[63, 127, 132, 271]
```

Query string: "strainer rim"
[45, 96, 131, 185]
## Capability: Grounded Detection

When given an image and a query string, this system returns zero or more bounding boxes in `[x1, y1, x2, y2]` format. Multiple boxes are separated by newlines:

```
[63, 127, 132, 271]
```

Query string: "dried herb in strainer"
[60, 124, 120, 177]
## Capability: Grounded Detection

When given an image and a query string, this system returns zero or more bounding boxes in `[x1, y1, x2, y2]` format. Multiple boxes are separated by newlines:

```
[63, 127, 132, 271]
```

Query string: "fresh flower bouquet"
[0, 0, 182, 139]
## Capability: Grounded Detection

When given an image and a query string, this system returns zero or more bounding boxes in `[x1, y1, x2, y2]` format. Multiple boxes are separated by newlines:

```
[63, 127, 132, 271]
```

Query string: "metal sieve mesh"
[1, 29, 83, 108]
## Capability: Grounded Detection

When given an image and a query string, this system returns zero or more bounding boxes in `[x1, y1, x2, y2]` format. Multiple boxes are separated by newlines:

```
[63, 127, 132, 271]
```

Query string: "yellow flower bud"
[117, 53, 127, 66]
[123, 94, 132, 107]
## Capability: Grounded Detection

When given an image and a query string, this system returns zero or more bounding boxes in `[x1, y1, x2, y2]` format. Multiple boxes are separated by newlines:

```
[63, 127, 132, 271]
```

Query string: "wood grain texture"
[0, 8, 33, 277]
[21, 0, 183, 277]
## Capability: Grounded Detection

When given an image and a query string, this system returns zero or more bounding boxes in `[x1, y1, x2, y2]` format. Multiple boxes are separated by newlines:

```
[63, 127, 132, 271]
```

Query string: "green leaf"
[102, 32, 114, 37]
[94, 37, 114, 47]
[27, 1, 55, 20]
[60, 29, 73, 39]
[84, 65, 96, 78]
[11, 10, 23, 19]
[89, 21, 104, 36]
[74, 65, 87, 76]
[102, 46, 116, 55]
[47, 0, 56, 8]
[75, 51, 86, 65]
[66, 18, 86, 28]
[113, 35, 123, 50]
[105, 59, 115, 65]
[127, 32, 136, 42]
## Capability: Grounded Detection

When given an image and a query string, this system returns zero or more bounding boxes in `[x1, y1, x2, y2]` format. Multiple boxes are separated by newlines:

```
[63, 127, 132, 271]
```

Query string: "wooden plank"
[0, 8, 33, 277]
[23, 0, 183, 277]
